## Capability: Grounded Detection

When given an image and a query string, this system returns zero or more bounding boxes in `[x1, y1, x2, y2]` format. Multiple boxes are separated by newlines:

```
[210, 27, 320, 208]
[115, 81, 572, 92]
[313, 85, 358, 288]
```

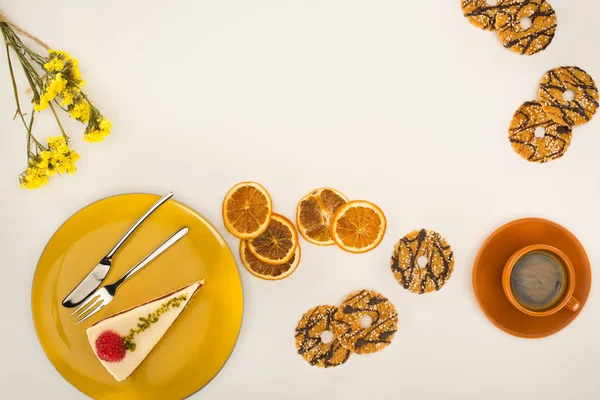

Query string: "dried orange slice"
[296, 188, 349, 246]
[330, 200, 387, 253]
[248, 214, 298, 265]
[240, 240, 300, 280]
[222, 182, 273, 239]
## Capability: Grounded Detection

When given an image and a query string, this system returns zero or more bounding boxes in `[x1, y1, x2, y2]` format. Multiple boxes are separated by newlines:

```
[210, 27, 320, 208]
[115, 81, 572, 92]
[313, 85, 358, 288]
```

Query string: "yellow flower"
[34, 95, 49, 111]
[47, 49, 83, 86]
[47, 135, 67, 150]
[61, 57, 84, 86]
[66, 150, 80, 175]
[43, 58, 64, 72]
[70, 150, 81, 163]
[36, 151, 51, 169]
[48, 49, 71, 61]
[41, 136, 80, 176]
[44, 73, 68, 101]
[84, 117, 112, 142]
[60, 89, 76, 106]
[70, 57, 82, 81]
[36, 74, 68, 111]
[19, 166, 49, 189]
[99, 118, 111, 132]
[69, 99, 91, 123]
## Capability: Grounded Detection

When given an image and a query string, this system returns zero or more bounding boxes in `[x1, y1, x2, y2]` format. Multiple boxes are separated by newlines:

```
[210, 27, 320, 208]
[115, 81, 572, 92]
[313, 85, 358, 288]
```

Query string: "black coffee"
[510, 250, 568, 311]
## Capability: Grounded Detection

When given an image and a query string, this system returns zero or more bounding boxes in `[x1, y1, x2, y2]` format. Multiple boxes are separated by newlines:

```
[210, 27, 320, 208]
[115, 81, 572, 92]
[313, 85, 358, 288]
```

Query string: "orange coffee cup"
[502, 244, 580, 317]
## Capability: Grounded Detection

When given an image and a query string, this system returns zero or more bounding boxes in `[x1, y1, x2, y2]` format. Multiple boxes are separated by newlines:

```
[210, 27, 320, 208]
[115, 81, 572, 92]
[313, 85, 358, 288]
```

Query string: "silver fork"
[71, 227, 188, 324]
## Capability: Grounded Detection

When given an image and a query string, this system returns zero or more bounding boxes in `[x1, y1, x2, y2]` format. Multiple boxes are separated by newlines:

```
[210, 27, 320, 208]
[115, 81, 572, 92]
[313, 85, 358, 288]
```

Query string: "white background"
[0, 1, 599, 399]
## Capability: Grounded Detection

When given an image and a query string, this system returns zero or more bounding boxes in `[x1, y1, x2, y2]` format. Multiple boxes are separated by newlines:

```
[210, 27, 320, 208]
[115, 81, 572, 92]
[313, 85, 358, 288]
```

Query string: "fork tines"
[71, 293, 107, 324]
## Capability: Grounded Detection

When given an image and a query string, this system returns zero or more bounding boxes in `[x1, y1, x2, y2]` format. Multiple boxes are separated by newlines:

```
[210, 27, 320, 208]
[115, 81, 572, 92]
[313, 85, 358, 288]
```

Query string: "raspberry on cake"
[95, 330, 126, 362]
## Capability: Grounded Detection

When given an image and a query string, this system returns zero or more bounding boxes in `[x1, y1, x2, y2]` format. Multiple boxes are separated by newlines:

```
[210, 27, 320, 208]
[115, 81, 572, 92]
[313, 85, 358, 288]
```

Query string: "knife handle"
[104, 192, 174, 260]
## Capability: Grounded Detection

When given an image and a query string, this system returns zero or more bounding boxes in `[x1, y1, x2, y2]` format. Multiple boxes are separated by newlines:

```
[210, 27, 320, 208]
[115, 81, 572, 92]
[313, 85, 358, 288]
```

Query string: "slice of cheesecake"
[86, 280, 204, 382]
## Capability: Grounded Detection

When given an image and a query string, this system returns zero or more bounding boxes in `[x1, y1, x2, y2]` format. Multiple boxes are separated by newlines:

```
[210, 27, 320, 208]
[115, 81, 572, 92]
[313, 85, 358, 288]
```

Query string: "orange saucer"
[473, 218, 592, 338]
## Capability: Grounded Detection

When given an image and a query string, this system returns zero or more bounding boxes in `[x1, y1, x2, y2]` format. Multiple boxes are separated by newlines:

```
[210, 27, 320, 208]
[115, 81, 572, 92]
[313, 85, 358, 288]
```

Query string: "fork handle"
[114, 227, 188, 287]
[104, 192, 174, 260]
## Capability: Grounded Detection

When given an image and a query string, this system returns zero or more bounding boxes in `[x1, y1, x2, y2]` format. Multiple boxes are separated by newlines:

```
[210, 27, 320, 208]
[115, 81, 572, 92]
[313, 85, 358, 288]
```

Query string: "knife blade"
[62, 261, 111, 309]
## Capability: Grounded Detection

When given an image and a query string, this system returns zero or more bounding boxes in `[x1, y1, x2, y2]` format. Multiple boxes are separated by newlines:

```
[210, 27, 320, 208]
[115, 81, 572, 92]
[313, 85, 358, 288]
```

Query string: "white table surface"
[1, 1, 599, 399]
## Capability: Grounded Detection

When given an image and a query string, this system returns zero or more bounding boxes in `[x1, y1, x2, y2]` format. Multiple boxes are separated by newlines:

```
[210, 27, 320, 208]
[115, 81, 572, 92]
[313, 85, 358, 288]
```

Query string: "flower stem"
[4, 43, 27, 127]
[1, 24, 42, 96]
[2, 26, 45, 162]
[48, 102, 68, 138]
[53, 99, 69, 113]
[1, 23, 46, 66]
[26, 110, 43, 153]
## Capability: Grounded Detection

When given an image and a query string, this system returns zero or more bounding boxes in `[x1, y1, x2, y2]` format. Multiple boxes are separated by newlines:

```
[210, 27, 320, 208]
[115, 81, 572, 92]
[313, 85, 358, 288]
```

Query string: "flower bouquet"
[0, 12, 111, 189]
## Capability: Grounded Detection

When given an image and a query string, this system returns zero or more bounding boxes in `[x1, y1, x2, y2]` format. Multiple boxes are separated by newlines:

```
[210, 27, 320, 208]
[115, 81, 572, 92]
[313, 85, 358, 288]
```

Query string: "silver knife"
[62, 192, 174, 308]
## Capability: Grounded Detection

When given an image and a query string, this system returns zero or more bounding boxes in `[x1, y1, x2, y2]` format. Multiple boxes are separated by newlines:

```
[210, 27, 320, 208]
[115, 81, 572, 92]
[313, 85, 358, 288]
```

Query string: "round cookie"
[494, 0, 557, 56]
[332, 290, 398, 354]
[539, 66, 599, 126]
[295, 305, 351, 368]
[509, 101, 572, 163]
[460, 0, 518, 31]
[391, 229, 454, 294]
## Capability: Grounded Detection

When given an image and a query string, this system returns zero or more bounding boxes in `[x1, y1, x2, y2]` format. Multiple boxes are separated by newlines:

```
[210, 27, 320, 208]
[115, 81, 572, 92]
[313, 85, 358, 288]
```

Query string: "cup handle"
[566, 297, 580, 312]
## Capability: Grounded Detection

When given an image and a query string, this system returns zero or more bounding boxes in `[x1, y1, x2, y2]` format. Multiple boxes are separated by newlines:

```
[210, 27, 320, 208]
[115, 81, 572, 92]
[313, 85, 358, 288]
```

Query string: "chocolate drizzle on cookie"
[461, 0, 523, 31]
[494, 0, 557, 56]
[509, 100, 572, 163]
[539, 66, 599, 127]
[295, 305, 351, 368]
[391, 229, 454, 294]
[332, 290, 398, 354]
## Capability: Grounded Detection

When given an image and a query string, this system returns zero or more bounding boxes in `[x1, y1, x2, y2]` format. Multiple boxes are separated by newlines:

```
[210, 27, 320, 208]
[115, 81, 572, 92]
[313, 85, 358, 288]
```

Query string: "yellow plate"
[32, 193, 243, 399]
